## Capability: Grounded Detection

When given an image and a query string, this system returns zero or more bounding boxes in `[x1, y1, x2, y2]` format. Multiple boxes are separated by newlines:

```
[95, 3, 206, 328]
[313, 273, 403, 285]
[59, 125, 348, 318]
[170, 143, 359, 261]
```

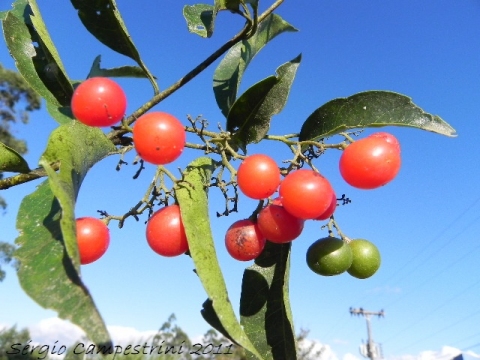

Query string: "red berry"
[257, 203, 304, 243]
[225, 219, 266, 261]
[71, 77, 127, 127]
[76, 217, 110, 265]
[369, 132, 401, 152]
[339, 135, 401, 189]
[146, 205, 188, 257]
[315, 191, 337, 221]
[279, 169, 335, 220]
[133, 112, 186, 165]
[237, 154, 281, 199]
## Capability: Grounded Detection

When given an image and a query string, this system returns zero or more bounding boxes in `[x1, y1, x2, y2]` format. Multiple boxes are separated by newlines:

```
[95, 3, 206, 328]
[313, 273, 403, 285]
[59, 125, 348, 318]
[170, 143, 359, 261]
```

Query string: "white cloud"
[26, 318, 162, 348]
[6, 318, 480, 360]
[417, 347, 457, 360]
[387, 346, 480, 360]
[343, 353, 362, 360]
[29, 318, 85, 347]
[297, 338, 361, 360]
[298, 338, 330, 359]
[465, 351, 480, 360]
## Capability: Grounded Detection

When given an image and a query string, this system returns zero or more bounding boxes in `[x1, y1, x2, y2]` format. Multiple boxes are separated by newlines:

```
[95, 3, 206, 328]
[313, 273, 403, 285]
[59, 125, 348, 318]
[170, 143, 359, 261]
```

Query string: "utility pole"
[350, 307, 385, 360]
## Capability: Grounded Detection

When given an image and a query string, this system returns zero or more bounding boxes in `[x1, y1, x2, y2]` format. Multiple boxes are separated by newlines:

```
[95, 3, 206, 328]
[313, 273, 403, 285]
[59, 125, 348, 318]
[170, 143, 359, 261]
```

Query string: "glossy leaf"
[15, 122, 115, 347]
[213, 13, 298, 117]
[228, 76, 277, 151]
[175, 157, 262, 360]
[2, 0, 73, 123]
[299, 91, 457, 142]
[183, 4, 214, 38]
[70, 0, 158, 93]
[240, 242, 296, 360]
[87, 55, 153, 79]
[0, 143, 30, 173]
[228, 55, 301, 151]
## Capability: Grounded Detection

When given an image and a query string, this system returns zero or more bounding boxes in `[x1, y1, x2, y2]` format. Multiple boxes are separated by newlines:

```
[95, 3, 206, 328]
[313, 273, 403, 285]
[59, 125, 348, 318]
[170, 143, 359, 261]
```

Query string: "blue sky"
[1, 1, 480, 359]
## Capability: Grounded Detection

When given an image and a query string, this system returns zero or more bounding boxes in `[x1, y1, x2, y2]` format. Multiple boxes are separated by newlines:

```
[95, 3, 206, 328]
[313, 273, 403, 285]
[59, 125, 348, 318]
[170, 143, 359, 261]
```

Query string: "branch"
[0, 0, 287, 191]
[107, 31, 251, 143]
[0, 164, 58, 190]
[107, 0, 286, 143]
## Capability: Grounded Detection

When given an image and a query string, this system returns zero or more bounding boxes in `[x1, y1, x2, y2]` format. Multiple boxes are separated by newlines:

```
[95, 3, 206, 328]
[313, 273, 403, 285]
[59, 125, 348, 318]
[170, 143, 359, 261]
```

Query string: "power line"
[383, 276, 480, 344]
[319, 196, 480, 348]
[384, 219, 480, 309]
[450, 330, 480, 351]
[391, 307, 480, 354]
[350, 199, 480, 356]
[350, 195, 480, 307]
[331, 212, 480, 346]
[378, 195, 480, 285]
[462, 342, 480, 351]
[321, 226, 480, 349]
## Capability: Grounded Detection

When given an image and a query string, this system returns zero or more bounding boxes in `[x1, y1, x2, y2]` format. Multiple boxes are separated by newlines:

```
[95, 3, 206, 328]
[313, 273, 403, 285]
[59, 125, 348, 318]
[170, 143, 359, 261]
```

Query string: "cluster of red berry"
[226, 132, 401, 279]
[71, 77, 186, 165]
[70, 77, 401, 280]
[71, 77, 187, 264]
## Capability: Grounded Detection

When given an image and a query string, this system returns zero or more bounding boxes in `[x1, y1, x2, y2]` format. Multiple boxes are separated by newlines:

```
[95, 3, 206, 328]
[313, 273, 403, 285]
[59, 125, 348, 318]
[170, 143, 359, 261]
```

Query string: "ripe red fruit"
[76, 217, 110, 265]
[257, 203, 305, 243]
[339, 135, 401, 189]
[71, 77, 127, 127]
[279, 169, 335, 220]
[369, 132, 401, 152]
[225, 219, 266, 261]
[237, 154, 280, 199]
[133, 112, 186, 165]
[146, 205, 188, 257]
[315, 191, 337, 221]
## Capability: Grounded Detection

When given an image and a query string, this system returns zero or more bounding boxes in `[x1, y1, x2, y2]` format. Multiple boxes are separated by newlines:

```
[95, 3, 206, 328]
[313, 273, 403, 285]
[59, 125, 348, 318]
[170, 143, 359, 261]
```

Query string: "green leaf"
[240, 242, 296, 360]
[0, 142, 31, 173]
[183, 0, 248, 39]
[200, 298, 236, 342]
[46, 102, 75, 124]
[2, 0, 74, 121]
[213, 13, 298, 118]
[70, 0, 158, 94]
[228, 55, 301, 151]
[215, 0, 240, 12]
[15, 121, 115, 346]
[41, 121, 117, 199]
[175, 157, 263, 360]
[15, 181, 112, 348]
[228, 76, 277, 151]
[183, 4, 215, 38]
[299, 91, 457, 142]
[87, 55, 155, 79]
